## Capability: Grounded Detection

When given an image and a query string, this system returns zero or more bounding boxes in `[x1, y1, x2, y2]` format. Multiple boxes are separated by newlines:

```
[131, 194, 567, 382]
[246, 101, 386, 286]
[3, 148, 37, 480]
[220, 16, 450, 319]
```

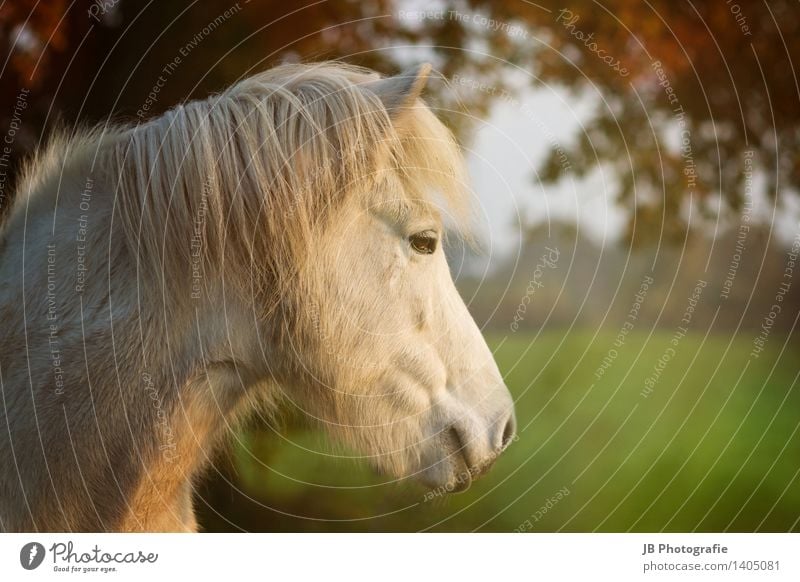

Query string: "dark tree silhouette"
[2, 1, 798, 238]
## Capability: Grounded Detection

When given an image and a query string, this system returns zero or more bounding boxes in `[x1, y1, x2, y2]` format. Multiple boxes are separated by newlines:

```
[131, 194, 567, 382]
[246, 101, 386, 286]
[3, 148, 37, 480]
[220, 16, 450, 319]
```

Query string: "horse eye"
[409, 232, 437, 255]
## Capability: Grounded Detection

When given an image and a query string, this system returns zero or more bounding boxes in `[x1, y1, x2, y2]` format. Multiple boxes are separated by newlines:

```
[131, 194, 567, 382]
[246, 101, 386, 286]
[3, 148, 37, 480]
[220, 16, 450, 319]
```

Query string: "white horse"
[0, 62, 515, 532]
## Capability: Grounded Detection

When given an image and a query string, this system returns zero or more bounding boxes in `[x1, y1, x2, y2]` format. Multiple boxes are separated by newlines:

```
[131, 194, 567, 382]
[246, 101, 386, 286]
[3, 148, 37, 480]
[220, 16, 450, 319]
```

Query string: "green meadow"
[196, 331, 800, 532]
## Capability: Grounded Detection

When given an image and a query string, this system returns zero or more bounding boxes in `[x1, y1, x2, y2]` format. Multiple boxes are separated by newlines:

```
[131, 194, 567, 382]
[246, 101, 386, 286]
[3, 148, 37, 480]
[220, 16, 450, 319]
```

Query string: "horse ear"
[364, 63, 433, 118]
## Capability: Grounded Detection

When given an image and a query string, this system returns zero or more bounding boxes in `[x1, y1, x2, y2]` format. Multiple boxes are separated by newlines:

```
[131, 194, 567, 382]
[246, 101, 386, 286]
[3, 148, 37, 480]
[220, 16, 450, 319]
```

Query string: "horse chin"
[415, 452, 476, 494]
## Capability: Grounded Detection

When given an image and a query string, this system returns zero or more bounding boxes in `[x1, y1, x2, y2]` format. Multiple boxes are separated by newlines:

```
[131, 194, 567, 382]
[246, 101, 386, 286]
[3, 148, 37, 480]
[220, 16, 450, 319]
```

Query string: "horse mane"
[8, 63, 470, 313]
[77, 62, 468, 311]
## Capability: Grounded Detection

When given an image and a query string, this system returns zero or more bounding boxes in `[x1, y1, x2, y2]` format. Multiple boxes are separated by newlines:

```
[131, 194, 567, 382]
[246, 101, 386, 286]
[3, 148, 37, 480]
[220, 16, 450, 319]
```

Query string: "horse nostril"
[501, 414, 517, 449]
[448, 426, 466, 455]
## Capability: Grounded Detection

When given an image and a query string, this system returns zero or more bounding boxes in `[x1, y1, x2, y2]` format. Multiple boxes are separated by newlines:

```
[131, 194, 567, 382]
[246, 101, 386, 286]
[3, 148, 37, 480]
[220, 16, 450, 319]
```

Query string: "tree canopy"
[2, 0, 797, 241]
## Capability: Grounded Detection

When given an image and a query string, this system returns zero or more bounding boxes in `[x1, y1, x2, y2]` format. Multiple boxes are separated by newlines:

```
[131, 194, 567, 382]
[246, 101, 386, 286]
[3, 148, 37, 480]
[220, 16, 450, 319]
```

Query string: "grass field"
[196, 331, 800, 532]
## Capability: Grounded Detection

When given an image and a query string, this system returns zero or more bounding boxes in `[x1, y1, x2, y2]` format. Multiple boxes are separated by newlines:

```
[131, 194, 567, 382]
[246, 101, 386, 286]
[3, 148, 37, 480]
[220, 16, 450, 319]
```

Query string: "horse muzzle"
[420, 407, 517, 493]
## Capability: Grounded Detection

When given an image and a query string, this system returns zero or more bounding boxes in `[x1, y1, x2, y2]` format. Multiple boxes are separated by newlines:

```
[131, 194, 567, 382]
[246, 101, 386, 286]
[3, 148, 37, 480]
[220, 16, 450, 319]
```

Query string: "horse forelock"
[13, 62, 471, 315]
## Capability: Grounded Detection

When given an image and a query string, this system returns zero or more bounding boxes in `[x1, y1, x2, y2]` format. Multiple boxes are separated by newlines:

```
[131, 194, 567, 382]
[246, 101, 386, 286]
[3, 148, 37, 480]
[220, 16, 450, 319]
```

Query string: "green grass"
[196, 330, 800, 532]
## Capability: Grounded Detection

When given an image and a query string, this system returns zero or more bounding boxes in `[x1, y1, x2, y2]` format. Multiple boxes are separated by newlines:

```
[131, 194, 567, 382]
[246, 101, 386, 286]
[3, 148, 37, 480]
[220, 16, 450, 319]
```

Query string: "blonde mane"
[64, 62, 470, 310]
[0, 63, 516, 533]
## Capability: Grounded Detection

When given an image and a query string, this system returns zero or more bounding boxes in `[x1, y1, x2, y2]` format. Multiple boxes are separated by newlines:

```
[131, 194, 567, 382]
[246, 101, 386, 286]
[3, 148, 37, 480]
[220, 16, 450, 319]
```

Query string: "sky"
[460, 83, 629, 274]
[394, 0, 799, 269]
[464, 85, 799, 266]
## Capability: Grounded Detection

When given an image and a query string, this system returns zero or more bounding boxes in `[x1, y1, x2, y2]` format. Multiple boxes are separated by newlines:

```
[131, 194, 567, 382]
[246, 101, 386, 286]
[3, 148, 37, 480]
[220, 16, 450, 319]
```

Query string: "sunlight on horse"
[0, 62, 515, 531]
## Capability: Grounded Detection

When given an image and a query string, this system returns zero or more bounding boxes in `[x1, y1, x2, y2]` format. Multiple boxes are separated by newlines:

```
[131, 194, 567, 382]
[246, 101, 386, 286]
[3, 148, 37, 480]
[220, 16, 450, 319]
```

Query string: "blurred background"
[2, 0, 799, 531]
